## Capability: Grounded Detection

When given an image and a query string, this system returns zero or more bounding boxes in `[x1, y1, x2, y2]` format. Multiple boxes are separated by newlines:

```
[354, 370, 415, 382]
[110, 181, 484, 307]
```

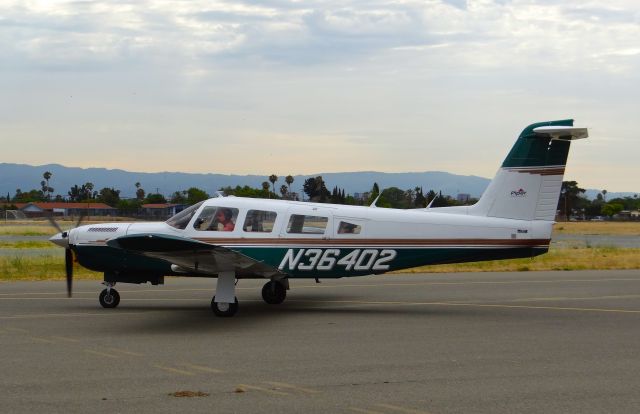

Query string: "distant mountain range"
[0, 162, 634, 201]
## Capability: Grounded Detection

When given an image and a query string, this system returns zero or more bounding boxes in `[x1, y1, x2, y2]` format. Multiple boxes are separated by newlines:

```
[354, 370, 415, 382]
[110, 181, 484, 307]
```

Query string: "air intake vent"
[88, 227, 118, 233]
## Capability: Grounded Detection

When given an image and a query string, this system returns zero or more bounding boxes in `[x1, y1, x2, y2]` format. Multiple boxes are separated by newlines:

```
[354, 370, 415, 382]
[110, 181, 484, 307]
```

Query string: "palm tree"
[269, 174, 278, 195]
[135, 182, 145, 200]
[43, 171, 52, 200]
[280, 184, 288, 198]
[262, 181, 270, 198]
[285, 175, 294, 192]
[602, 189, 607, 202]
[85, 182, 94, 199]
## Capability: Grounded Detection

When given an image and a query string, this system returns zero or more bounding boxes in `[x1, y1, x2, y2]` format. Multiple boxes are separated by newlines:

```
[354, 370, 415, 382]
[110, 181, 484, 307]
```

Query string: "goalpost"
[4, 210, 27, 220]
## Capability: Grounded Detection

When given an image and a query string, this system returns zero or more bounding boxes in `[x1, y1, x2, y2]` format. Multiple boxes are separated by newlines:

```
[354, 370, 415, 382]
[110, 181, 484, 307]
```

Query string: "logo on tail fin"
[510, 188, 527, 197]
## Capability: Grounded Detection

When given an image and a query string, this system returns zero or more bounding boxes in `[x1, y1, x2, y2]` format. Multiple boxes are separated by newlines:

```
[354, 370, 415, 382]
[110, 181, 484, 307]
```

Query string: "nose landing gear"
[99, 282, 120, 308]
[211, 296, 239, 317]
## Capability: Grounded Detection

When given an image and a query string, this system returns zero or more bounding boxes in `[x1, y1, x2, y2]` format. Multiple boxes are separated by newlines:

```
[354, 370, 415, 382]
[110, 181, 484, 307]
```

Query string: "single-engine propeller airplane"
[50, 119, 588, 317]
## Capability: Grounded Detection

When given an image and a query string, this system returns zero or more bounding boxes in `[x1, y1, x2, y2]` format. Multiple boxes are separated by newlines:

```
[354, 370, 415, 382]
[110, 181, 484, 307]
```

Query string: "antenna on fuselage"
[369, 194, 381, 208]
[425, 192, 439, 209]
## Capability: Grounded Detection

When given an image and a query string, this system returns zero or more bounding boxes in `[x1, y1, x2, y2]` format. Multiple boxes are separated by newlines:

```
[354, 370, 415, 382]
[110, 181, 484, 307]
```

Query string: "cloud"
[2, 0, 639, 73]
[1, 1, 640, 190]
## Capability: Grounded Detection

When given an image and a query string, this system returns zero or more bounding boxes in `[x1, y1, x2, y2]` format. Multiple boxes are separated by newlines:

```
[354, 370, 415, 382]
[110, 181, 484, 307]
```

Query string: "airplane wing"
[107, 233, 281, 277]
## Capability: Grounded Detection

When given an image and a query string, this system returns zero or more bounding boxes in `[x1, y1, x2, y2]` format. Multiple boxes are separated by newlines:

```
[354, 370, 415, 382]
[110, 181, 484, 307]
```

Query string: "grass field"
[553, 221, 640, 235]
[1, 220, 639, 281]
[0, 255, 101, 281]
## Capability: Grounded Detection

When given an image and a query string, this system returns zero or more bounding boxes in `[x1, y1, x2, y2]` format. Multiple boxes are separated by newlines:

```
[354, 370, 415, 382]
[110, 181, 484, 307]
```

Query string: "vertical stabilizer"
[468, 120, 588, 221]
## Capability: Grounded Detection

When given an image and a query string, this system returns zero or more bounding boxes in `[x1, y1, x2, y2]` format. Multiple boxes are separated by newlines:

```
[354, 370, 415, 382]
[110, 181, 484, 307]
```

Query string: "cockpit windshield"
[166, 201, 204, 230]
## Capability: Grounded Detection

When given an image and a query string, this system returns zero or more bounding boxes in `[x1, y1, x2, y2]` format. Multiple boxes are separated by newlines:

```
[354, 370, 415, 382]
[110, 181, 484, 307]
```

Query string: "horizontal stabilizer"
[533, 126, 588, 140]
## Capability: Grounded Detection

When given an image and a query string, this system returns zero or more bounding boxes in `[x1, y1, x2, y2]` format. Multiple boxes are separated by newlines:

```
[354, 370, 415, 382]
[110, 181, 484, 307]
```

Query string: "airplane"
[50, 119, 588, 317]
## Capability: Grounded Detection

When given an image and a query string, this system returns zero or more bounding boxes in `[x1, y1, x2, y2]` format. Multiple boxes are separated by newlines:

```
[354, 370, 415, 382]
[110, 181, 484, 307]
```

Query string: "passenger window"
[243, 210, 277, 233]
[286, 214, 328, 234]
[338, 221, 361, 234]
[193, 207, 239, 232]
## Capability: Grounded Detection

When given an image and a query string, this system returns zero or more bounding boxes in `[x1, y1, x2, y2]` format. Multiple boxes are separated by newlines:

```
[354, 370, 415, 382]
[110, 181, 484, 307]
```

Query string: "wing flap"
[107, 233, 280, 276]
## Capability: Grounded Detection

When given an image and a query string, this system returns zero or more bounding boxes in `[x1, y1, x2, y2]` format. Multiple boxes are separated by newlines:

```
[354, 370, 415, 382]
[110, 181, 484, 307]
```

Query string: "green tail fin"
[502, 119, 574, 168]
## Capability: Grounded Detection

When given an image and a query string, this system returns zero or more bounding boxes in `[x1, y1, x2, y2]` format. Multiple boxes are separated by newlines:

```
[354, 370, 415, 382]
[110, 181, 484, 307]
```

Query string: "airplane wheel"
[211, 296, 239, 317]
[99, 288, 120, 308]
[262, 281, 287, 305]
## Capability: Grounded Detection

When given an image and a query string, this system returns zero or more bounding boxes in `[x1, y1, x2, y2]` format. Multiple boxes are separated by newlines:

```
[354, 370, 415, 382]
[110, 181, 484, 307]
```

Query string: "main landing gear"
[211, 272, 239, 317]
[261, 280, 287, 305]
[210, 276, 289, 317]
[99, 282, 120, 308]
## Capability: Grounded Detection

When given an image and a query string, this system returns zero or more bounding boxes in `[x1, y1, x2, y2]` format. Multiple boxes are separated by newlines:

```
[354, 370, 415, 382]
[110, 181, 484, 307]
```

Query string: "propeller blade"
[46, 214, 63, 234]
[65, 248, 73, 297]
[74, 212, 86, 229]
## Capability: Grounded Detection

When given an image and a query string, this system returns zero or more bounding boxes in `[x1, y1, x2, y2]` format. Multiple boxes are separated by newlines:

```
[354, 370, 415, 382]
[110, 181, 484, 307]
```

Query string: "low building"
[16, 202, 117, 218]
[140, 203, 184, 219]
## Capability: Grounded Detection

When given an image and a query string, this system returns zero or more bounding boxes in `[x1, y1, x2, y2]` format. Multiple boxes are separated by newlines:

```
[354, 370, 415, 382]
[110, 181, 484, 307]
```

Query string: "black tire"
[261, 280, 287, 305]
[211, 296, 239, 317]
[99, 288, 120, 308]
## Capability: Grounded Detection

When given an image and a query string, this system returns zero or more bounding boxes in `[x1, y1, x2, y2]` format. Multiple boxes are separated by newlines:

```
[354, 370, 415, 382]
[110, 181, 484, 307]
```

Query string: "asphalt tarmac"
[1, 270, 640, 414]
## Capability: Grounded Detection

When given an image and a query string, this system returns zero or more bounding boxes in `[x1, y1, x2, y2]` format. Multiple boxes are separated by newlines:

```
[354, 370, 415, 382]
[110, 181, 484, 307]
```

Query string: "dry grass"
[401, 247, 640, 273]
[0, 255, 102, 281]
[0, 219, 133, 235]
[0, 241, 54, 249]
[553, 221, 640, 235]
[0, 225, 60, 236]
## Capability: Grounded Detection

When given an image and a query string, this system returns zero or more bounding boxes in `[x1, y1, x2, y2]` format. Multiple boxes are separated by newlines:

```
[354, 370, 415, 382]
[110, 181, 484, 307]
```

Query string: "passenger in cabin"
[215, 208, 235, 231]
[338, 222, 357, 234]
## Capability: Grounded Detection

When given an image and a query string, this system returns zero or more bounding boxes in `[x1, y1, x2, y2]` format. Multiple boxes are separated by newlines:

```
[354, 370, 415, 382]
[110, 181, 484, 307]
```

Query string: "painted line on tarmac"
[0, 311, 149, 320]
[181, 363, 224, 374]
[288, 299, 640, 315]
[107, 347, 144, 357]
[2, 277, 639, 297]
[0, 297, 102, 300]
[504, 294, 640, 303]
[375, 403, 433, 414]
[50, 336, 80, 342]
[237, 383, 290, 396]
[0, 297, 204, 301]
[4, 327, 29, 333]
[84, 349, 118, 359]
[349, 408, 385, 414]
[29, 336, 55, 344]
[152, 364, 196, 376]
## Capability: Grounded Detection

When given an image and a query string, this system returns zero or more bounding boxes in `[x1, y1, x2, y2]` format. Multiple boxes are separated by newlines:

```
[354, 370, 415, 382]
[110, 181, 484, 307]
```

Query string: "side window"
[338, 221, 361, 234]
[286, 214, 328, 234]
[193, 207, 239, 232]
[243, 210, 277, 233]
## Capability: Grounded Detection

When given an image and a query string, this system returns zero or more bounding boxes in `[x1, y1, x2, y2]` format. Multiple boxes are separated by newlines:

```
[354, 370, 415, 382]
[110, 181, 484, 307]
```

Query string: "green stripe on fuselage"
[74, 244, 547, 280]
[74, 245, 174, 275]
[235, 246, 547, 278]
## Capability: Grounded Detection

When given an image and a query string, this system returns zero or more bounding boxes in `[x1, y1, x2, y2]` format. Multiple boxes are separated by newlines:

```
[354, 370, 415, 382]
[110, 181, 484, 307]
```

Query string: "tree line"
[1, 171, 638, 219]
[559, 181, 639, 219]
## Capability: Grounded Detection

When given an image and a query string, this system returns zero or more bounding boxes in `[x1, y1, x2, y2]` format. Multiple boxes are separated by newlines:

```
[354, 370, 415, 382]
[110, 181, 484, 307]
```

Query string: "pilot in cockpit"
[214, 208, 235, 231]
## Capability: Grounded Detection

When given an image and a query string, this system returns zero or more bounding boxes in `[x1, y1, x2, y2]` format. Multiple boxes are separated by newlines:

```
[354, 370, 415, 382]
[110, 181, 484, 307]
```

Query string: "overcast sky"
[1, 0, 638, 191]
